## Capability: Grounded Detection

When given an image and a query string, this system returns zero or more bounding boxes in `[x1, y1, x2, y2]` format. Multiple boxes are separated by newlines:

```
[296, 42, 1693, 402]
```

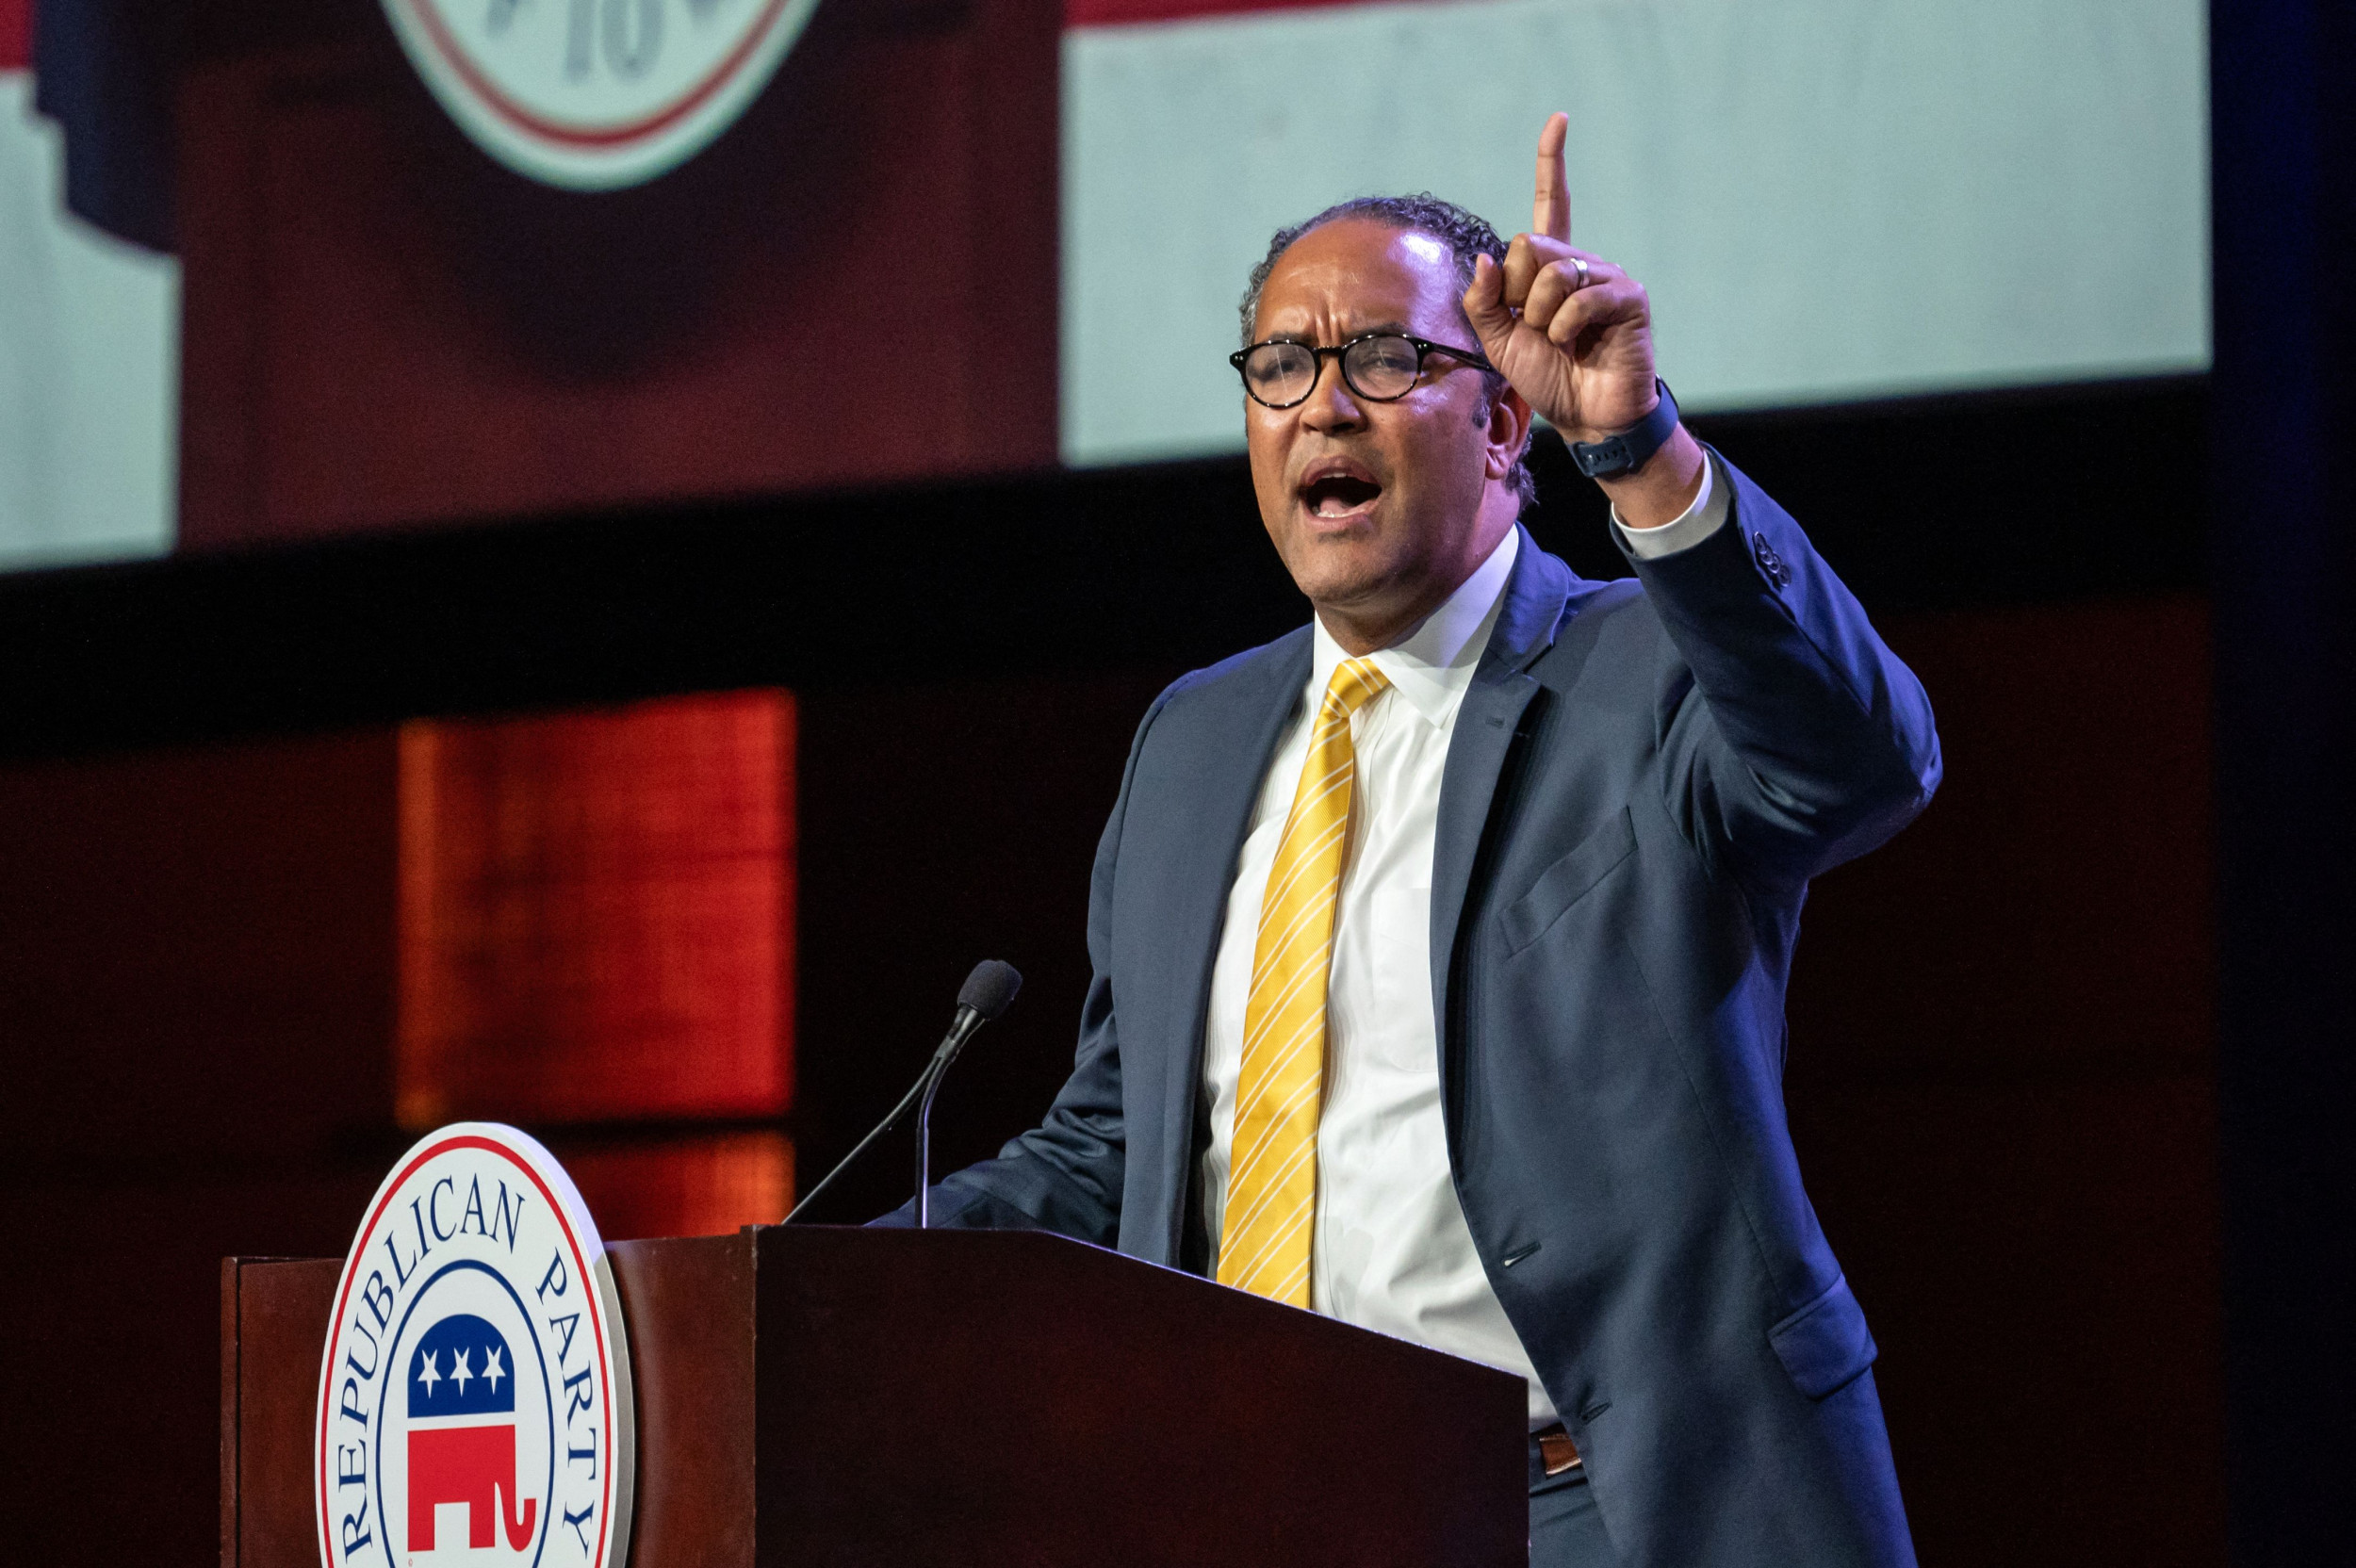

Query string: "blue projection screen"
[1061, 0, 2210, 466]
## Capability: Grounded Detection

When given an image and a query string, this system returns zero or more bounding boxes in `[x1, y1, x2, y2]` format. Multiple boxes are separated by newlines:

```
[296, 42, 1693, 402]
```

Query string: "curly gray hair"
[1239, 193, 1536, 511]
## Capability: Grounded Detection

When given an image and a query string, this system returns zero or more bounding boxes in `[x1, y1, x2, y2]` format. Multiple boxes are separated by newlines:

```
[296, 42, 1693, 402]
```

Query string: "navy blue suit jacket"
[911, 455, 1939, 1567]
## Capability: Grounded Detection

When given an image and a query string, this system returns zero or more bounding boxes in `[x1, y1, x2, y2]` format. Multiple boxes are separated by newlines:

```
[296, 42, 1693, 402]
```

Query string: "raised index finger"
[1533, 111, 1571, 241]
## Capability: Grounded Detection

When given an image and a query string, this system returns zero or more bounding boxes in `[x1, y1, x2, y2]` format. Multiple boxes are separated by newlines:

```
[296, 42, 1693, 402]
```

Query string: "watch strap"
[1569, 379, 1679, 479]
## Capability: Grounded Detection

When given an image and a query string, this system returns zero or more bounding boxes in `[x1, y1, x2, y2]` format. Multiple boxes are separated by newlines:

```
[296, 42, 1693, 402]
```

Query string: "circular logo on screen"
[382, 0, 822, 188]
[316, 1124, 634, 1568]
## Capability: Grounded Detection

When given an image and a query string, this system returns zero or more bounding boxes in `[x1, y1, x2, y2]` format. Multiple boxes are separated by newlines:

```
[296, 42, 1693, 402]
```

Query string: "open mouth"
[1299, 462, 1383, 519]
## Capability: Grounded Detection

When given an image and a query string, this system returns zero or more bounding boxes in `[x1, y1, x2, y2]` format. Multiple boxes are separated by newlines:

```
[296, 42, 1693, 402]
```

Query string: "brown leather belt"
[1534, 1422, 1582, 1476]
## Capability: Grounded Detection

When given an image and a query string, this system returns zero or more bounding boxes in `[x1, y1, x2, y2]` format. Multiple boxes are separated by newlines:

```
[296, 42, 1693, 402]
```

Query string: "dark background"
[5, 0, 2353, 1562]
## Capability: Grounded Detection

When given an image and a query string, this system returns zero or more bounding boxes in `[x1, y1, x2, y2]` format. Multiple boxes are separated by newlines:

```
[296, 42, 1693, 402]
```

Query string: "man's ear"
[1484, 384, 1534, 480]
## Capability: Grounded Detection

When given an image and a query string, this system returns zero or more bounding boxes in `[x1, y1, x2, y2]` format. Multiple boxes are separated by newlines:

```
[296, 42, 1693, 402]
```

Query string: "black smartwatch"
[1568, 379, 1679, 480]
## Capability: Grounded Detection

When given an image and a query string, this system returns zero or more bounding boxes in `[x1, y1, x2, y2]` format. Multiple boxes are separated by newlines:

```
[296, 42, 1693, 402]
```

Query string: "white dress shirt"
[1196, 460, 1727, 1426]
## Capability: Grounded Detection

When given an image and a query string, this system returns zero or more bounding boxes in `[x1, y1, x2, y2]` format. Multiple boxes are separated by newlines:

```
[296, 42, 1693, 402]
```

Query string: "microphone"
[915, 960, 1022, 1228]
[783, 960, 1023, 1226]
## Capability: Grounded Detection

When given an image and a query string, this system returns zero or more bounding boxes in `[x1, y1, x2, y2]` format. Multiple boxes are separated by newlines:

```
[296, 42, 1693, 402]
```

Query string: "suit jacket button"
[1752, 531, 1792, 588]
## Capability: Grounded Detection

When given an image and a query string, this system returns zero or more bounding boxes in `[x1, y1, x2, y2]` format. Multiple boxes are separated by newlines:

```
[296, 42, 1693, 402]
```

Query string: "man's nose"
[1298, 354, 1366, 431]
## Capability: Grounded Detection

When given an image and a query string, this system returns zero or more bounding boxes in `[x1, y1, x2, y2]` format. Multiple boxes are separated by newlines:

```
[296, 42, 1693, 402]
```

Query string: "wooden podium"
[221, 1226, 1528, 1566]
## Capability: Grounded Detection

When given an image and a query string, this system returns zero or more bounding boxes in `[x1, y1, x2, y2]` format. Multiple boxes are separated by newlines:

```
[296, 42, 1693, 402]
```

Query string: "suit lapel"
[1156, 629, 1313, 1260]
[1430, 531, 1577, 1039]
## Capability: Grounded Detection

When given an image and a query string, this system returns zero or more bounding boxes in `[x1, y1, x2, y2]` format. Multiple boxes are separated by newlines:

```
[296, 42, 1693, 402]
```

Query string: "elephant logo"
[406, 1313, 538, 1554]
[316, 1125, 632, 1568]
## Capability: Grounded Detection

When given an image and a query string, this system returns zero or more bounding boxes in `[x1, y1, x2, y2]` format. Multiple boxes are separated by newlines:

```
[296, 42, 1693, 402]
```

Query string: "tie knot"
[1323, 657, 1391, 719]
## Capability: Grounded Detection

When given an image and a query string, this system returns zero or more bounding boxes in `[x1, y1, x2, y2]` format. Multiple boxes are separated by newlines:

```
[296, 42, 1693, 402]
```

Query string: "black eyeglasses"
[1230, 333, 1496, 409]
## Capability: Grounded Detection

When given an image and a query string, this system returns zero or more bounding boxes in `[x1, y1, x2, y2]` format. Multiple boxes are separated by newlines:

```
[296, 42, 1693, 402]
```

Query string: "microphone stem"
[913, 1008, 981, 1227]
[914, 1058, 949, 1230]
[784, 1004, 985, 1226]
[782, 1070, 928, 1225]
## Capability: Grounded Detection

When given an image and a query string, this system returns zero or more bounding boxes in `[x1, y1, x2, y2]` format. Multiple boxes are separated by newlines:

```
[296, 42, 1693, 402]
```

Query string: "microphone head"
[957, 959, 1023, 1022]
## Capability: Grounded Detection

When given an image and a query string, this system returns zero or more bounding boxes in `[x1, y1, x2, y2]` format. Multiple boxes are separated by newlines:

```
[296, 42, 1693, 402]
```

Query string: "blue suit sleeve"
[872, 693, 1166, 1239]
[1628, 450, 1942, 886]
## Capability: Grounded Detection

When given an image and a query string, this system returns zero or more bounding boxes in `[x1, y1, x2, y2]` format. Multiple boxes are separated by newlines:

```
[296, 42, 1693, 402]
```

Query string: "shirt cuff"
[1611, 449, 1728, 560]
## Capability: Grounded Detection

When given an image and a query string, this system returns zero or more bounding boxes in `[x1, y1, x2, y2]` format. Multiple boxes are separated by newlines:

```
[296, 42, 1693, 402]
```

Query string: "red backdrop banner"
[396, 689, 797, 1129]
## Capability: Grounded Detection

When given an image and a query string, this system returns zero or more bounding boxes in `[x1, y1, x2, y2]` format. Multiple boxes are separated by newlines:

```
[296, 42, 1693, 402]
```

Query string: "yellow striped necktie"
[1218, 656, 1391, 1308]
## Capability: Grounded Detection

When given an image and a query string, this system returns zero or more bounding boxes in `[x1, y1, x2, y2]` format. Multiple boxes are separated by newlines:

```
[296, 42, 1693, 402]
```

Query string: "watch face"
[382, 0, 823, 190]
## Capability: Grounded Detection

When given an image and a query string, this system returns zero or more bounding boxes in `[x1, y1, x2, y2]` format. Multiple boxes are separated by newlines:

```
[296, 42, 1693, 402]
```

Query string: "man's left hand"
[1463, 112, 1706, 525]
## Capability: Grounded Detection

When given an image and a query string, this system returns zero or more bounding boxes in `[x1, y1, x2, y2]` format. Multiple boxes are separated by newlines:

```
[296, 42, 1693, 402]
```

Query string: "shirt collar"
[1309, 526, 1521, 731]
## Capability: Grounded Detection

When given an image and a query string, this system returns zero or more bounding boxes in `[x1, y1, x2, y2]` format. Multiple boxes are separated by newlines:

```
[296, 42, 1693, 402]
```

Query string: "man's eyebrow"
[1258, 319, 1415, 344]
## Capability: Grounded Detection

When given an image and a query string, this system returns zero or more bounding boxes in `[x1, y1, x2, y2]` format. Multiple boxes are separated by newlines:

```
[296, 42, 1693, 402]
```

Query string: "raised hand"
[1462, 112, 1662, 442]
[1464, 113, 1702, 522]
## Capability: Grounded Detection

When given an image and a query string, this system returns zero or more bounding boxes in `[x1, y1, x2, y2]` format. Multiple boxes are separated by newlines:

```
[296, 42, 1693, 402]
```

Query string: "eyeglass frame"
[1228, 332, 1498, 409]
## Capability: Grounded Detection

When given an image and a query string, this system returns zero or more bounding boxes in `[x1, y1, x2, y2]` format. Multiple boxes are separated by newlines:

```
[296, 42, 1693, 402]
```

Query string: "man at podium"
[891, 116, 1939, 1568]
